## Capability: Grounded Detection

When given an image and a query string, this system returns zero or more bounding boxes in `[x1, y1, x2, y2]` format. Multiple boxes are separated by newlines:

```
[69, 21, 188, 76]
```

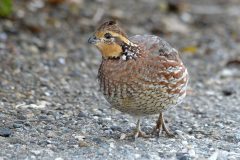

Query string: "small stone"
[147, 152, 161, 160]
[13, 123, 23, 128]
[102, 117, 111, 121]
[46, 140, 52, 144]
[134, 154, 141, 159]
[44, 91, 51, 96]
[78, 140, 89, 147]
[78, 111, 87, 117]
[75, 135, 85, 141]
[120, 133, 126, 140]
[180, 13, 192, 23]
[15, 101, 50, 109]
[122, 118, 129, 123]
[46, 131, 56, 138]
[31, 150, 42, 156]
[206, 90, 215, 96]
[28, 45, 39, 54]
[0, 127, 12, 137]
[176, 153, 190, 160]
[220, 68, 240, 78]
[38, 115, 48, 120]
[208, 151, 218, 160]
[181, 140, 188, 145]
[58, 57, 65, 64]
[222, 88, 235, 96]
[216, 123, 224, 129]
[0, 33, 7, 41]
[235, 132, 240, 141]
[176, 130, 187, 140]
[188, 149, 196, 158]
[109, 142, 115, 148]
[110, 125, 122, 132]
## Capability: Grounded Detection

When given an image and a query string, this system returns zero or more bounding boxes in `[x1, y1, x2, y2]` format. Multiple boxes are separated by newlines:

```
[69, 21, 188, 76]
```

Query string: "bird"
[88, 20, 189, 138]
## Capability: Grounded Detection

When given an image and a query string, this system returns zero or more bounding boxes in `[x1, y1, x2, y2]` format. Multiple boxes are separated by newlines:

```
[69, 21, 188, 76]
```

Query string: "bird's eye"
[104, 33, 112, 39]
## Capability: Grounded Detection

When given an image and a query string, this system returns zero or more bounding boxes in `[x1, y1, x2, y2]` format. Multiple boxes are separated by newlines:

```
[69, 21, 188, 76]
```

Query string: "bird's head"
[88, 21, 133, 59]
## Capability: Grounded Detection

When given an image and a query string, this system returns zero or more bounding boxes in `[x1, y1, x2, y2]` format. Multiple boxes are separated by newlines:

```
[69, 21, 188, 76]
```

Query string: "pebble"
[13, 122, 23, 128]
[181, 140, 188, 146]
[77, 111, 87, 118]
[134, 154, 141, 159]
[28, 45, 39, 54]
[176, 153, 191, 160]
[38, 115, 49, 120]
[188, 149, 196, 158]
[222, 88, 235, 96]
[46, 131, 56, 138]
[78, 140, 89, 147]
[216, 123, 224, 129]
[235, 132, 240, 141]
[176, 130, 187, 140]
[147, 152, 161, 160]
[58, 58, 65, 65]
[109, 142, 115, 148]
[110, 125, 122, 132]
[120, 133, 126, 140]
[0, 43, 5, 49]
[92, 137, 104, 144]
[30, 150, 42, 156]
[44, 91, 51, 96]
[0, 33, 7, 41]
[208, 151, 218, 160]
[220, 68, 240, 78]
[0, 128, 12, 137]
[15, 101, 50, 109]
[75, 135, 85, 141]
[102, 117, 111, 121]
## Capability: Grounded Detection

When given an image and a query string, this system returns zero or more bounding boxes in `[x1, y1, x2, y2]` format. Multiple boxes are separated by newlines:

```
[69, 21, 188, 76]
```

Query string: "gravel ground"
[0, 0, 240, 159]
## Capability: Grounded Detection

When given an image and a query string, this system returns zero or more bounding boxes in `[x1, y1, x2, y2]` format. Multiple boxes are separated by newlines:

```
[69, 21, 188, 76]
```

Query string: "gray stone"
[0, 128, 12, 137]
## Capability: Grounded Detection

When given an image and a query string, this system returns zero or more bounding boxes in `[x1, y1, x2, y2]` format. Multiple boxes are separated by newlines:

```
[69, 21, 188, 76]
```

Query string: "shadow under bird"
[88, 21, 189, 138]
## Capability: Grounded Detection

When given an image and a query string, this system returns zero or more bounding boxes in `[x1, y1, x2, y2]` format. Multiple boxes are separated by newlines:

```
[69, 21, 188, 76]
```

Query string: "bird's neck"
[120, 42, 142, 60]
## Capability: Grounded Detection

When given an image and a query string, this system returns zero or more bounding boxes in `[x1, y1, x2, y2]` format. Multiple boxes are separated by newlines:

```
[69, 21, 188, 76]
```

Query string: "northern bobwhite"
[88, 21, 189, 138]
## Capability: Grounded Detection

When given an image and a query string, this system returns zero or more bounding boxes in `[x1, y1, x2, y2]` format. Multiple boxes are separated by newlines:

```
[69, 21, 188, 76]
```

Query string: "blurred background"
[0, 0, 240, 159]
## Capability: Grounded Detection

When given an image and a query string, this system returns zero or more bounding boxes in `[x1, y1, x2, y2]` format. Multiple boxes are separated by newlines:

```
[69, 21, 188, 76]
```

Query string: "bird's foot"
[120, 119, 153, 140]
[152, 126, 175, 137]
[151, 112, 175, 138]
[133, 130, 151, 139]
[122, 129, 152, 140]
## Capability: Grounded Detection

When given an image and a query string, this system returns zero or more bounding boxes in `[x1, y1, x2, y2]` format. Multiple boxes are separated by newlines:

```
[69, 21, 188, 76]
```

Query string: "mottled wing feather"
[129, 35, 180, 61]
[129, 35, 188, 103]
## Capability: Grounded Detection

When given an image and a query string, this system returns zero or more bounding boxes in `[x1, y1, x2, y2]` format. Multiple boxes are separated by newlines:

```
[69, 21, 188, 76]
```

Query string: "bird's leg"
[152, 112, 174, 137]
[134, 119, 146, 138]
[126, 118, 150, 139]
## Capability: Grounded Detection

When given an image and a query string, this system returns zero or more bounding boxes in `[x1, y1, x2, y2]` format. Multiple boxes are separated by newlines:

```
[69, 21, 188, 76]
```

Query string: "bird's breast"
[98, 57, 188, 115]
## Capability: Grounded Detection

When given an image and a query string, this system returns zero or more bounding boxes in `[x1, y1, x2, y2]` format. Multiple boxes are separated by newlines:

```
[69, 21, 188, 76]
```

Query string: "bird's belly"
[102, 86, 186, 116]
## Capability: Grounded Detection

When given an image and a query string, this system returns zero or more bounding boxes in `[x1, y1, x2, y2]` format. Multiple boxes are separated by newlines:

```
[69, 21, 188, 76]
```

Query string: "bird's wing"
[129, 35, 180, 61]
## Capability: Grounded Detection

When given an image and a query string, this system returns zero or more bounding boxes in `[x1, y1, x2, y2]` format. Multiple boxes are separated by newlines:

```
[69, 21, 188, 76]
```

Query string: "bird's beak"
[88, 35, 99, 44]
